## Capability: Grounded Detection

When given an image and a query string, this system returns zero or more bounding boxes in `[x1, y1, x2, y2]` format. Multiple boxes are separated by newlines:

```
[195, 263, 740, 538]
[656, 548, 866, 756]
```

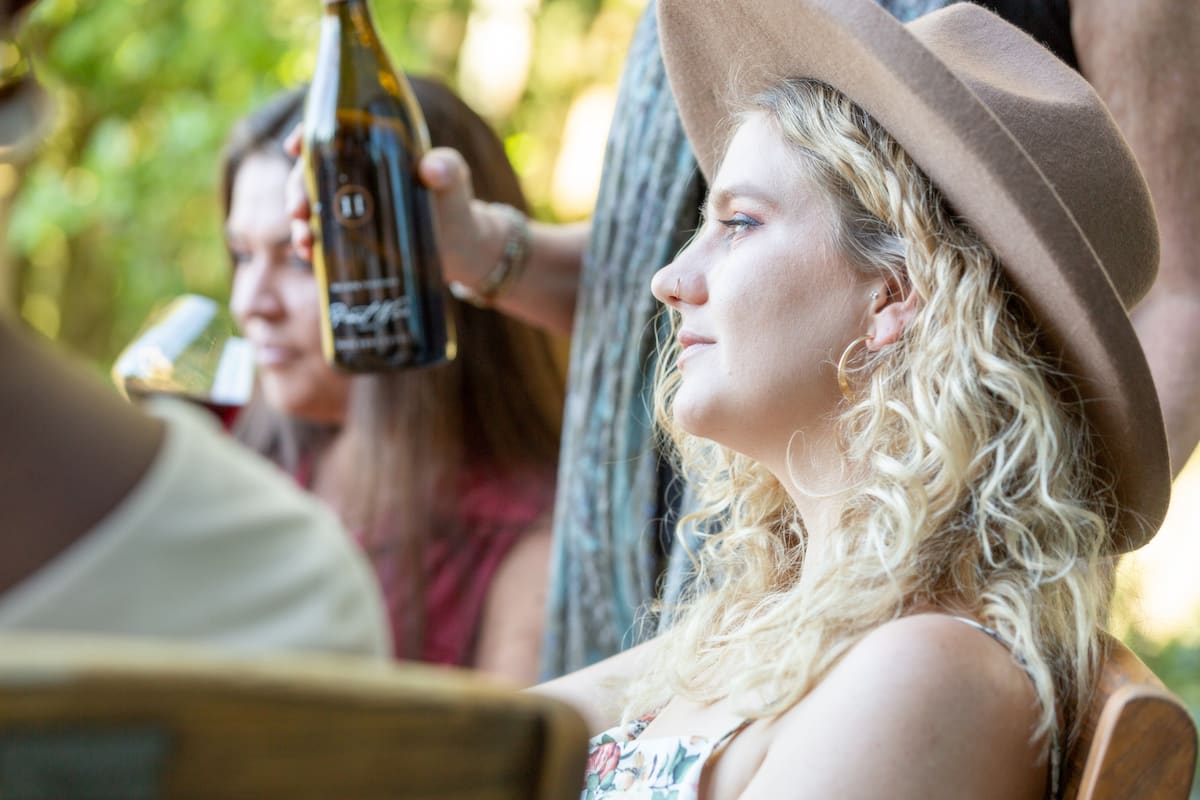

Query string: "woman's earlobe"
[867, 290, 919, 350]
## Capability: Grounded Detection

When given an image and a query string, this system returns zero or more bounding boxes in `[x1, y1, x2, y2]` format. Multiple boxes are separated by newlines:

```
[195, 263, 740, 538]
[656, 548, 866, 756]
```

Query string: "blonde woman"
[536, 1, 1171, 798]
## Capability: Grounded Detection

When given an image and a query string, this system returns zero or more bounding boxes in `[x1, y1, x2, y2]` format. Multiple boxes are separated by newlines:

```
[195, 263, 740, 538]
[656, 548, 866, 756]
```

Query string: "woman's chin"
[672, 398, 721, 443]
[261, 378, 345, 427]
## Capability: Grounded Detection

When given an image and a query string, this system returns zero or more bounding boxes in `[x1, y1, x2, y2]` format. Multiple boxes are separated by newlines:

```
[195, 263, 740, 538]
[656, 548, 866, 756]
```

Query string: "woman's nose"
[650, 265, 679, 307]
[651, 254, 705, 309]
[230, 254, 285, 325]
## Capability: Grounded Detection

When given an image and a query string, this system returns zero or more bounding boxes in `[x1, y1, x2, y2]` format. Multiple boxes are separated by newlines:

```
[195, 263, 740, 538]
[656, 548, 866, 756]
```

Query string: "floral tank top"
[581, 618, 1060, 799]
[583, 714, 750, 800]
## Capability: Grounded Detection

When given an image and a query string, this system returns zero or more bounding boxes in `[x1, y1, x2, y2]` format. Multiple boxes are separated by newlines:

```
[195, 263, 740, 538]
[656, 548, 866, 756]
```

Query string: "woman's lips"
[678, 331, 715, 366]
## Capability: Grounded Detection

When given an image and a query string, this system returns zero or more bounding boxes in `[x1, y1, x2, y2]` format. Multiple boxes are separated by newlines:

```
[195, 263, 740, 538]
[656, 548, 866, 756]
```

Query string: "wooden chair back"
[1062, 632, 1197, 799]
[0, 634, 589, 799]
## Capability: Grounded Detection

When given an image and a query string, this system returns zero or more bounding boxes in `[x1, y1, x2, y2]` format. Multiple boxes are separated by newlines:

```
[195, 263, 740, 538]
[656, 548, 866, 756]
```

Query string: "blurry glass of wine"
[112, 295, 253, 425]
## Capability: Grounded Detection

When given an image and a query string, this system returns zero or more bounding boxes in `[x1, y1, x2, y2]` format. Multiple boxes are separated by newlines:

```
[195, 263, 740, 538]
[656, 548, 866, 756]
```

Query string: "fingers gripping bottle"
[304, 0, 456, 370]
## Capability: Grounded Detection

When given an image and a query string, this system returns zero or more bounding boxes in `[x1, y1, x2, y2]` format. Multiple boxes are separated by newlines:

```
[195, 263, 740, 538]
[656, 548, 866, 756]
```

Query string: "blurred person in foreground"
[291, 0, 1198, 678]
[223, 83, 563, 683]
[0, 0, 390, 658]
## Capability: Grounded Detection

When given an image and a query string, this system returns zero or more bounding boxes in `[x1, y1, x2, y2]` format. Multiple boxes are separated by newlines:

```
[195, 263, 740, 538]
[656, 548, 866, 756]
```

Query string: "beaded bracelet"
[449, 203, 530, 308]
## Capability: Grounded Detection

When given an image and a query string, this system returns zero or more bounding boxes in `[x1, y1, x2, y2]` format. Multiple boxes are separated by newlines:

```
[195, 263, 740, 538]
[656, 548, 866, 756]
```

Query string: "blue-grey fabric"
[540, 0, 1075, 680]
[540, 5, 703, 678]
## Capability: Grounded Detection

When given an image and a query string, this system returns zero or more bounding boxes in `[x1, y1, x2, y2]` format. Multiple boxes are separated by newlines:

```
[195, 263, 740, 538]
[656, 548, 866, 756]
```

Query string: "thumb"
[417, 147, 492, 284]
[420, 146, 479, 238]
[420, 147, 474, 200]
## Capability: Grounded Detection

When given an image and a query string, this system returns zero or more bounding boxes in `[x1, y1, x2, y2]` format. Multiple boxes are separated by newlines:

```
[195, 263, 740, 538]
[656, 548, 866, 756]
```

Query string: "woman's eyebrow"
[707, 183, 779, 212]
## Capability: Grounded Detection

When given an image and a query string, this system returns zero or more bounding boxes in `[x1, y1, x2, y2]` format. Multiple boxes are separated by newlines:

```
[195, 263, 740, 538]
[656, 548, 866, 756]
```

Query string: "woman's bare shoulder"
[739, 614, 1046, 800]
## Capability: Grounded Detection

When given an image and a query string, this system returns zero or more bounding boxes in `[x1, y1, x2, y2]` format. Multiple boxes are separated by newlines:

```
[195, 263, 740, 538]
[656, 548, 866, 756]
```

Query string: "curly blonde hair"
[628, 78, 1115, 749]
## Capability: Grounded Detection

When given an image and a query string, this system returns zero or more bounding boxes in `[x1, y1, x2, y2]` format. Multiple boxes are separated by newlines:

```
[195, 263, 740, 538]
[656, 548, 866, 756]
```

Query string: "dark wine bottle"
[303, 0, 456, 371]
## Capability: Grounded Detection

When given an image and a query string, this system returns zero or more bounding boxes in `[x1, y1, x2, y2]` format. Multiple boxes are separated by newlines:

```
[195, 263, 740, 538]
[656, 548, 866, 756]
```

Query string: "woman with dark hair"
[220, 79, 564, 683]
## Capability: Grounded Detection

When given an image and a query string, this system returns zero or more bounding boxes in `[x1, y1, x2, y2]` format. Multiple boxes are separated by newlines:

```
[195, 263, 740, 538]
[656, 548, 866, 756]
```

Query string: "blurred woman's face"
[227, 152, 350, 425]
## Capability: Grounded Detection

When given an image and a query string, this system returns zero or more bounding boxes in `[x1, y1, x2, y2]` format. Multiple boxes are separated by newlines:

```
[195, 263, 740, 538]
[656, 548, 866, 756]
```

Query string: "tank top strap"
[950, 615, 1008, 646]
[948, 616, 1061, 799]
[689, 716, 753, 798]
[712, 717, 753, 748]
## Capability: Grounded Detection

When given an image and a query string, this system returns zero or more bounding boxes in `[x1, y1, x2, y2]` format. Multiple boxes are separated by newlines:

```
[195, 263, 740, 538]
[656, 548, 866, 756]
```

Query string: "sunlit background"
[1, 0, 637, 364]
[1, 0, 1196, 789]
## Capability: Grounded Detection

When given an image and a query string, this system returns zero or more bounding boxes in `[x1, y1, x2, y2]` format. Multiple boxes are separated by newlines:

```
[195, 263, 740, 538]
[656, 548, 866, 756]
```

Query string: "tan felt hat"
[659, 0, 1168, 552]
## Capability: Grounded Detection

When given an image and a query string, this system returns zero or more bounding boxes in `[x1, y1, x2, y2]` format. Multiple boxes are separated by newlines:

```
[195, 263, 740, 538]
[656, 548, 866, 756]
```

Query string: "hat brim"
[659, 0, 1169, 552]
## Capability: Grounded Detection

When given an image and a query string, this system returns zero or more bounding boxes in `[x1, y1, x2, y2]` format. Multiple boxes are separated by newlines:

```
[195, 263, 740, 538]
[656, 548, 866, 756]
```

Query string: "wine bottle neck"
[320, 0, 379, 50]
[322, 0, 371, 16]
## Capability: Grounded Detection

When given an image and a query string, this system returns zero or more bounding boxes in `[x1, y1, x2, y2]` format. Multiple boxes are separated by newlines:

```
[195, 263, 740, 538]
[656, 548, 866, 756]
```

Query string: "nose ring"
[673, 278, 681, 298]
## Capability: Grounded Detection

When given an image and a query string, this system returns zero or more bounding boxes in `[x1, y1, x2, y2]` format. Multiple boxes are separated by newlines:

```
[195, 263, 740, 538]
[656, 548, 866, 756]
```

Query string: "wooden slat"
[1062, 633, 1198, 800]
[0, 634, 589, 800]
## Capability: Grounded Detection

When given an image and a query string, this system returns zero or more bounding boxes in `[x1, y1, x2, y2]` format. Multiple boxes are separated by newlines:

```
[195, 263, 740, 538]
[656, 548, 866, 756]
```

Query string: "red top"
[296, 459, 554, 665]
[381, 468, 553, 665]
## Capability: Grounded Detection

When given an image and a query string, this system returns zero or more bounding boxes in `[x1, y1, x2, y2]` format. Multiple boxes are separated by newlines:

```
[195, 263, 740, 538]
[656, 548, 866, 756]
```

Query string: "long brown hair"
[221, 79, 564, 658]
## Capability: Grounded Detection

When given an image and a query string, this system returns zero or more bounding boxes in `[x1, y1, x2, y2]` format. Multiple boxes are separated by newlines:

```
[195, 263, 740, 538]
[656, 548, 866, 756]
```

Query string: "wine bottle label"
[329, 297, 411, 333]
[332, 184, 374, 227]
[326, 287, 415, 358]
[311, 117, 442, 366]
[327, 290, 415, 355]
[327, 276, 400, 292]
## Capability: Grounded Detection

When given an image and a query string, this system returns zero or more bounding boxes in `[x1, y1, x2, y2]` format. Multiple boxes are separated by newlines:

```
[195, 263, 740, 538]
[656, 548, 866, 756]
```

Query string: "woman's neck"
[769, 419, 853, 569]
[309, 428, 354, 512]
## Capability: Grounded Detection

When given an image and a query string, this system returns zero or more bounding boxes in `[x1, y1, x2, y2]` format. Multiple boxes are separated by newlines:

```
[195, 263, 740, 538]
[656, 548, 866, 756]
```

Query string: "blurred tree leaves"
[3, 0, 642, 369]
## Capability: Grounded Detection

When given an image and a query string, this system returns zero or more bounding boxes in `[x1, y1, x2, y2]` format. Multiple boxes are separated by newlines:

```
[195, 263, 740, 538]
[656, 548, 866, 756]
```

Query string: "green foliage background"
[1, 1, 1196, 791]
[2, 0, 640, 370]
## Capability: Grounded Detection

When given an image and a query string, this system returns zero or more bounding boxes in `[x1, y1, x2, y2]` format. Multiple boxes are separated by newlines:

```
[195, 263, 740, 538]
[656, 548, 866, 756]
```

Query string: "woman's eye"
[230, 250, 250, 266]
[719, 213, 761, 238]
[289, 254, 313, 272]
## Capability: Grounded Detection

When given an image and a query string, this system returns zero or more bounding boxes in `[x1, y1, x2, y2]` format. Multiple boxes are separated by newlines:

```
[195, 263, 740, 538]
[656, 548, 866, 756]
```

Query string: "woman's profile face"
[651, 113, 872, 461]
[227, 151, 350, 425]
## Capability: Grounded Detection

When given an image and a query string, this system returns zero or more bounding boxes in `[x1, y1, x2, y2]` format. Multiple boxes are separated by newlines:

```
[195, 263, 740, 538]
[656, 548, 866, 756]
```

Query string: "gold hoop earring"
[837, 335, 873, 401]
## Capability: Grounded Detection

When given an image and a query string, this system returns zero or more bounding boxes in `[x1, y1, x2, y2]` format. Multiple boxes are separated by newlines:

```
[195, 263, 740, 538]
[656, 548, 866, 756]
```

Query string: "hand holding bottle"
[285, 131, 514, 303]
